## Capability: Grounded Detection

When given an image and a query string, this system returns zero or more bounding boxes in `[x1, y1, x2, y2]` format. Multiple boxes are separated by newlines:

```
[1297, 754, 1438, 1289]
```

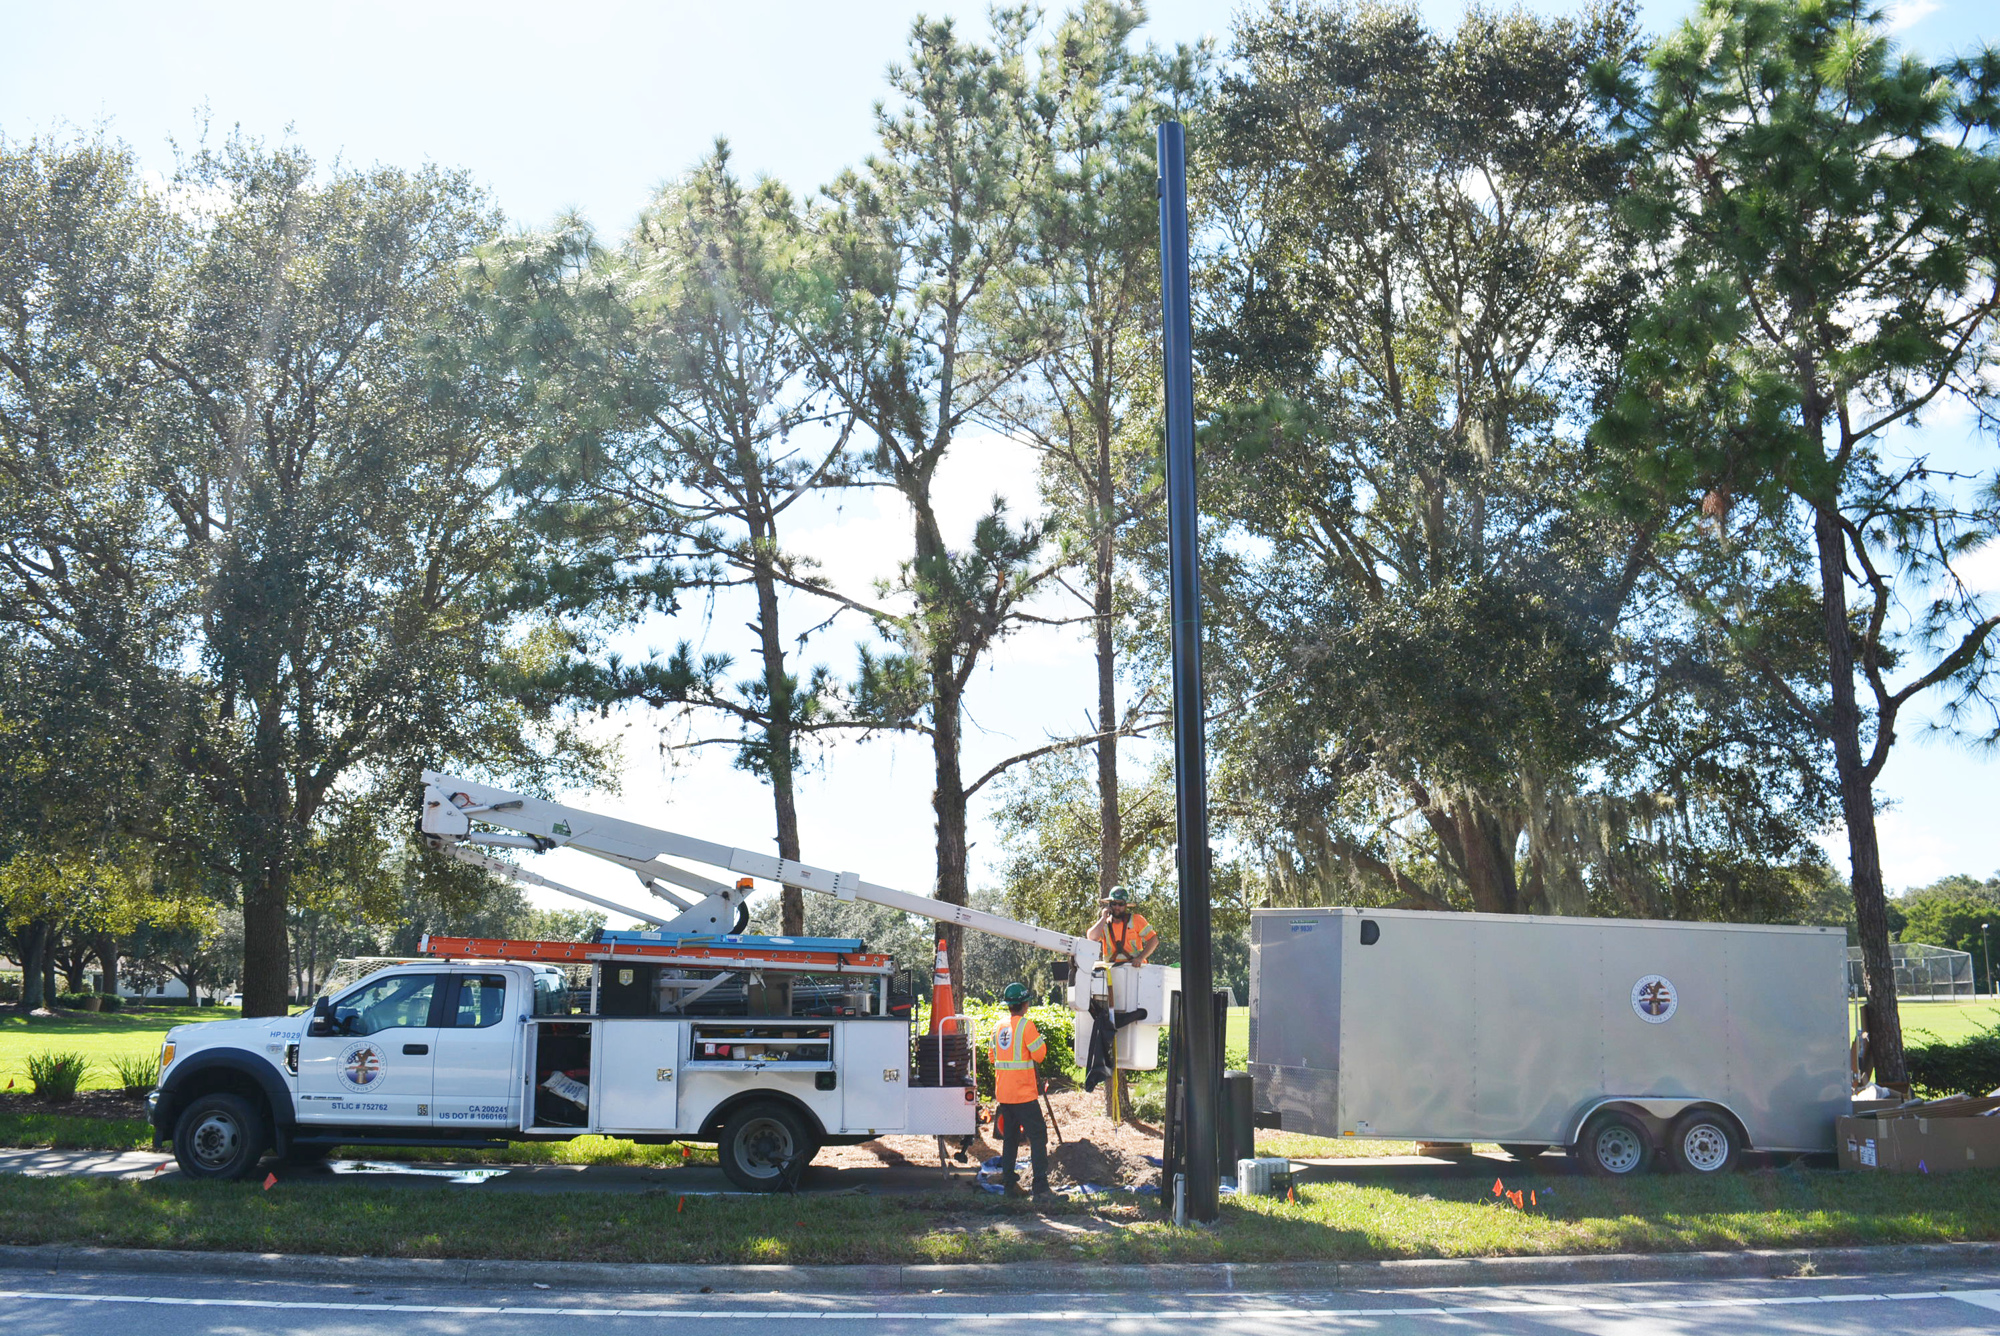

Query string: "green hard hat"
[1002, 982, 1031, 1004]
[1104, 887, 1130, 904]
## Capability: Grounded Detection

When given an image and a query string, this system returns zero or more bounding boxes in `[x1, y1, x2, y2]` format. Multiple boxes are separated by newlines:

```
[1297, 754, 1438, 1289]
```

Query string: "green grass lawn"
[0, 1006, 238, 1092]
[2, 1164, 1998, 1264]
[1894, 999, 2000, 1046]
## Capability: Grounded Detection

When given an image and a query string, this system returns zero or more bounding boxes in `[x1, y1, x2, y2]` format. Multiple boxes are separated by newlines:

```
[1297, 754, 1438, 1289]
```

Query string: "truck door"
[296, 972, 439, 1127]
[430, 972, 522, 1131]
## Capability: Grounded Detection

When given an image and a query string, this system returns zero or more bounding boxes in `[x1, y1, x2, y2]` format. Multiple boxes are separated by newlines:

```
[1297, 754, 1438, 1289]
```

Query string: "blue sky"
[4, 1, 1995, 920]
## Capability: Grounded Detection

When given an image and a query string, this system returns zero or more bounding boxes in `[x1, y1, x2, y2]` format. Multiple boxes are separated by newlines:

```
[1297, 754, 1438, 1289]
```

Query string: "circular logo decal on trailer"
[337, 1040, 385, 1092]
[1631, 975, 1678, 1024]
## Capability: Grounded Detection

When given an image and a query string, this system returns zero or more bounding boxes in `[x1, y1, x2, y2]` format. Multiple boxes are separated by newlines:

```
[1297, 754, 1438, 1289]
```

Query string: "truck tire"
[1499, 1144, 1547, 1162]
[718, 1101, 815, 1192]
[1667, 1109, 1740, 1175]
[1577, 1111, 1652, 1176]
[172, 1092, 270, 1181]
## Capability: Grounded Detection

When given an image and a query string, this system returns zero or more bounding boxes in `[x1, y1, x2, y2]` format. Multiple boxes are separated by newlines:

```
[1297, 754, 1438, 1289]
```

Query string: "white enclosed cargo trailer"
[1249, 907, 1851, 1175]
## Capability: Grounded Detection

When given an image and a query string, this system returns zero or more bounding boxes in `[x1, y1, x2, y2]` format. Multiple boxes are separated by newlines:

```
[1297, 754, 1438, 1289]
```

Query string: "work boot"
[1032, 1184, 1059, 1201]
[1002, 1175, 1029, 1197]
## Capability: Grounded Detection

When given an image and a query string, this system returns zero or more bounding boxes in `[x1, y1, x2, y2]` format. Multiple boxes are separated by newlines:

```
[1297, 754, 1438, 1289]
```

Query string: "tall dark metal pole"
[1157, 120, 1220, 1224]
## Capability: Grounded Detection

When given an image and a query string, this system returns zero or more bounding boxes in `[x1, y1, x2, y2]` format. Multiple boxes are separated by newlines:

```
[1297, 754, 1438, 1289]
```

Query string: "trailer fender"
[697, 1090, 830, 1147]
[1567, 1098, 1751, 1151]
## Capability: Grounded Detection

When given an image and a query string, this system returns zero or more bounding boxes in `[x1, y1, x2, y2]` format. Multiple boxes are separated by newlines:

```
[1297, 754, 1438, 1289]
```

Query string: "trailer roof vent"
[1359, 919, 1380, 946]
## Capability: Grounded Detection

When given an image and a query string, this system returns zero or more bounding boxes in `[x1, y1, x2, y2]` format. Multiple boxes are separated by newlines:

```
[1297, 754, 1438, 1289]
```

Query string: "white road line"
[0, 1288, 1992, 1321]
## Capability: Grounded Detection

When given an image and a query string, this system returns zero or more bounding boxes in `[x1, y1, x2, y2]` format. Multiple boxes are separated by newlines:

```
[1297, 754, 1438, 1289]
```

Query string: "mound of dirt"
[816, 1086, 1163, 1190]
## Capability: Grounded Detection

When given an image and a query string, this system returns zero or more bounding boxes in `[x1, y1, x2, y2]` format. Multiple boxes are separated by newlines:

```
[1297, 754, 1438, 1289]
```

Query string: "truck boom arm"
[420, 771, 1101, 967]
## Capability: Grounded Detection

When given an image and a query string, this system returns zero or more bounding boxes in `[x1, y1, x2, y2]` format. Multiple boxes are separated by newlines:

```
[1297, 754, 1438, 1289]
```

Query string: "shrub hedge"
[1907, 1024, 2000, 1099]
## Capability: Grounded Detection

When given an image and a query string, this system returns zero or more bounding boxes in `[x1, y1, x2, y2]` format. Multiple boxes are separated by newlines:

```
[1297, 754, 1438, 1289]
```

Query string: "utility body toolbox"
[1249, 907, 1851, 1175]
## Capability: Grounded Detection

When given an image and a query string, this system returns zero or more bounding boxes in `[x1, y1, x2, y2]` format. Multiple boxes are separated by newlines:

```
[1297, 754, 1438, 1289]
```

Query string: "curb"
[1, 1241, 1997, 1293]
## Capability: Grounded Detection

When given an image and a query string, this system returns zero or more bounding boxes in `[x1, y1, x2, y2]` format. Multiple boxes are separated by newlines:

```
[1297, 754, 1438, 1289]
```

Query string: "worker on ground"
[991, 981, 1052, 1198]
[1087, 888, 1158, 965]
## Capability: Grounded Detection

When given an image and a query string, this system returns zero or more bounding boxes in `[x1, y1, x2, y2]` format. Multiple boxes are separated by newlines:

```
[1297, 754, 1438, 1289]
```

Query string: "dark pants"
[998, 1098, 1049, 1190]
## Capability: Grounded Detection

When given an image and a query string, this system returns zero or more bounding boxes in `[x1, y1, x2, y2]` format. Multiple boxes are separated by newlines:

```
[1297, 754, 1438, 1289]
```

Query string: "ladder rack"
[419, 934, 896, 975]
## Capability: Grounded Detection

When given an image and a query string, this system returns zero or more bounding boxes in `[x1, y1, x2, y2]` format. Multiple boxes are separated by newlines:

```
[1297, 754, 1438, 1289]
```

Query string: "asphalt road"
[1, 1267, 1997, 1335]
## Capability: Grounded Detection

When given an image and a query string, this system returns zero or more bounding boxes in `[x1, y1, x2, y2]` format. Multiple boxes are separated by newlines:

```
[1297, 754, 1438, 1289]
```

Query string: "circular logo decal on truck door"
[338, 1040, 385, 1091]
[1631, 975, 1678, 1024]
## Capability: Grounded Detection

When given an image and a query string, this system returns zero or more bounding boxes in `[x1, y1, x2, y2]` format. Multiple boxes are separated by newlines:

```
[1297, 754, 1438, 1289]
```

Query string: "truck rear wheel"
[1667, 1110, 1740, 1175]
[718, 1102, 815, 1192]
[171, 1092, 269, 1181]
[1577, 1111, 1652, 1176]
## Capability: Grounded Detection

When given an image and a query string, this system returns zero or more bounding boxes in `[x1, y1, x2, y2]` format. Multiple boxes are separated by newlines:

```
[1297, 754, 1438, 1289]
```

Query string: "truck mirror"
[308, 997, 336, 1037]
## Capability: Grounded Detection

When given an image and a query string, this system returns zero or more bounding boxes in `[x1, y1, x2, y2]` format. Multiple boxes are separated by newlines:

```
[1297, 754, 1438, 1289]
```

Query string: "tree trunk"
[43, 951, 58, 1007]
[1813, 501, 1905, 1084]
[18, 921, 50, 1011]
[931, 648, 969, 999]
[1452, 800, 1520, 914]
[92, 932, 119, 999]
[241, 858, 292, 1017]
[752, 546, 805, 935]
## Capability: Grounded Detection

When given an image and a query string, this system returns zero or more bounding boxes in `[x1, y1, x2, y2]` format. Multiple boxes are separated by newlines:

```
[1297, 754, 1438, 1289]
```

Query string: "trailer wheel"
[1499, 1144, 1547, 1162]
[1667, 1110, 1740, 1175]
[718, 1102, 815, 1192]
[171, 1092, 269, 1181]
[1577, 1111, 1652, 1176]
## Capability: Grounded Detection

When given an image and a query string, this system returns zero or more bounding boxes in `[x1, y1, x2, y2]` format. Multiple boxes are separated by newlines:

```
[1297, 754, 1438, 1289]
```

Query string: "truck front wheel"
[1667, 1110, 1740, 1175]
[1577, 1111, 1652, 1176]
[171, 1093, 270, 1181]
[718, 1102, 815, 1192]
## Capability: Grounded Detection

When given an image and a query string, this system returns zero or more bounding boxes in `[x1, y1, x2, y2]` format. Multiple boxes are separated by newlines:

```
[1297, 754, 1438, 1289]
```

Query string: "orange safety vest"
[990, 1014, 1046, 1105]
[1105, 912, 1156, 963]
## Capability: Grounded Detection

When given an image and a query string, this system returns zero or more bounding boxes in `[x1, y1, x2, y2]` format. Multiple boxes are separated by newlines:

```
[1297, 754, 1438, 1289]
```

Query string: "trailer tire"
[172, 1092, 269, 1181]
[718, 1101, 816, 1192]
[1499, 1143, 1547, 1162]
[1666, 1109, 1740, 1175]
[1577, 1111, 1652, 1177]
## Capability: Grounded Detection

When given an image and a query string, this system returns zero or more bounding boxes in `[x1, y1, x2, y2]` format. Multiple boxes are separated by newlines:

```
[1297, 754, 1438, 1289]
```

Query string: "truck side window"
[1359, 919, 1380, 945]
[333, 974, 438, 1036]
[450, 974, 509, 1028]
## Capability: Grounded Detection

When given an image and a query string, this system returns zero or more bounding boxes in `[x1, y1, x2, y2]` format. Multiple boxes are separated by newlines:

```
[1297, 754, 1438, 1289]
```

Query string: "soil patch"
[0, 1089, 148, 1122]
[813, 1087, 1162, 1190]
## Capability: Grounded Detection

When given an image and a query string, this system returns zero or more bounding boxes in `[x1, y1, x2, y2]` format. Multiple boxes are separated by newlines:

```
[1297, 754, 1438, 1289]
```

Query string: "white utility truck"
[150, 773, 1176, 1187]
[1249, 907, 1851, 1175]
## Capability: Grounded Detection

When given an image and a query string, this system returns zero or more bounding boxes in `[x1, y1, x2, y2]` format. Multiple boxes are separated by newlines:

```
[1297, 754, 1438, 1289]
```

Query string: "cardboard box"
[1836, 1112, 2000, 1173]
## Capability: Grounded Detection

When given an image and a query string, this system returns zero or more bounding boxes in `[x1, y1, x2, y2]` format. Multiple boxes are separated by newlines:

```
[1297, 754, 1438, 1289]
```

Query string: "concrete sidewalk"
[0, 1146, 981, 1195]
[2, 1238, 1997, 1294]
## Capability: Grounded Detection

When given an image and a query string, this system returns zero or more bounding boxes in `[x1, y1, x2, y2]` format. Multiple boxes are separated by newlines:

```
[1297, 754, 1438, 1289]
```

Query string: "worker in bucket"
[1087, 888, 1158, 965]
[991, 981, 1053, 1198]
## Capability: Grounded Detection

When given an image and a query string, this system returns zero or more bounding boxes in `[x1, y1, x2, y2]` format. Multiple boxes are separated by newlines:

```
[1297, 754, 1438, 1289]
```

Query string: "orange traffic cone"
[929, 936, 958, 1034]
